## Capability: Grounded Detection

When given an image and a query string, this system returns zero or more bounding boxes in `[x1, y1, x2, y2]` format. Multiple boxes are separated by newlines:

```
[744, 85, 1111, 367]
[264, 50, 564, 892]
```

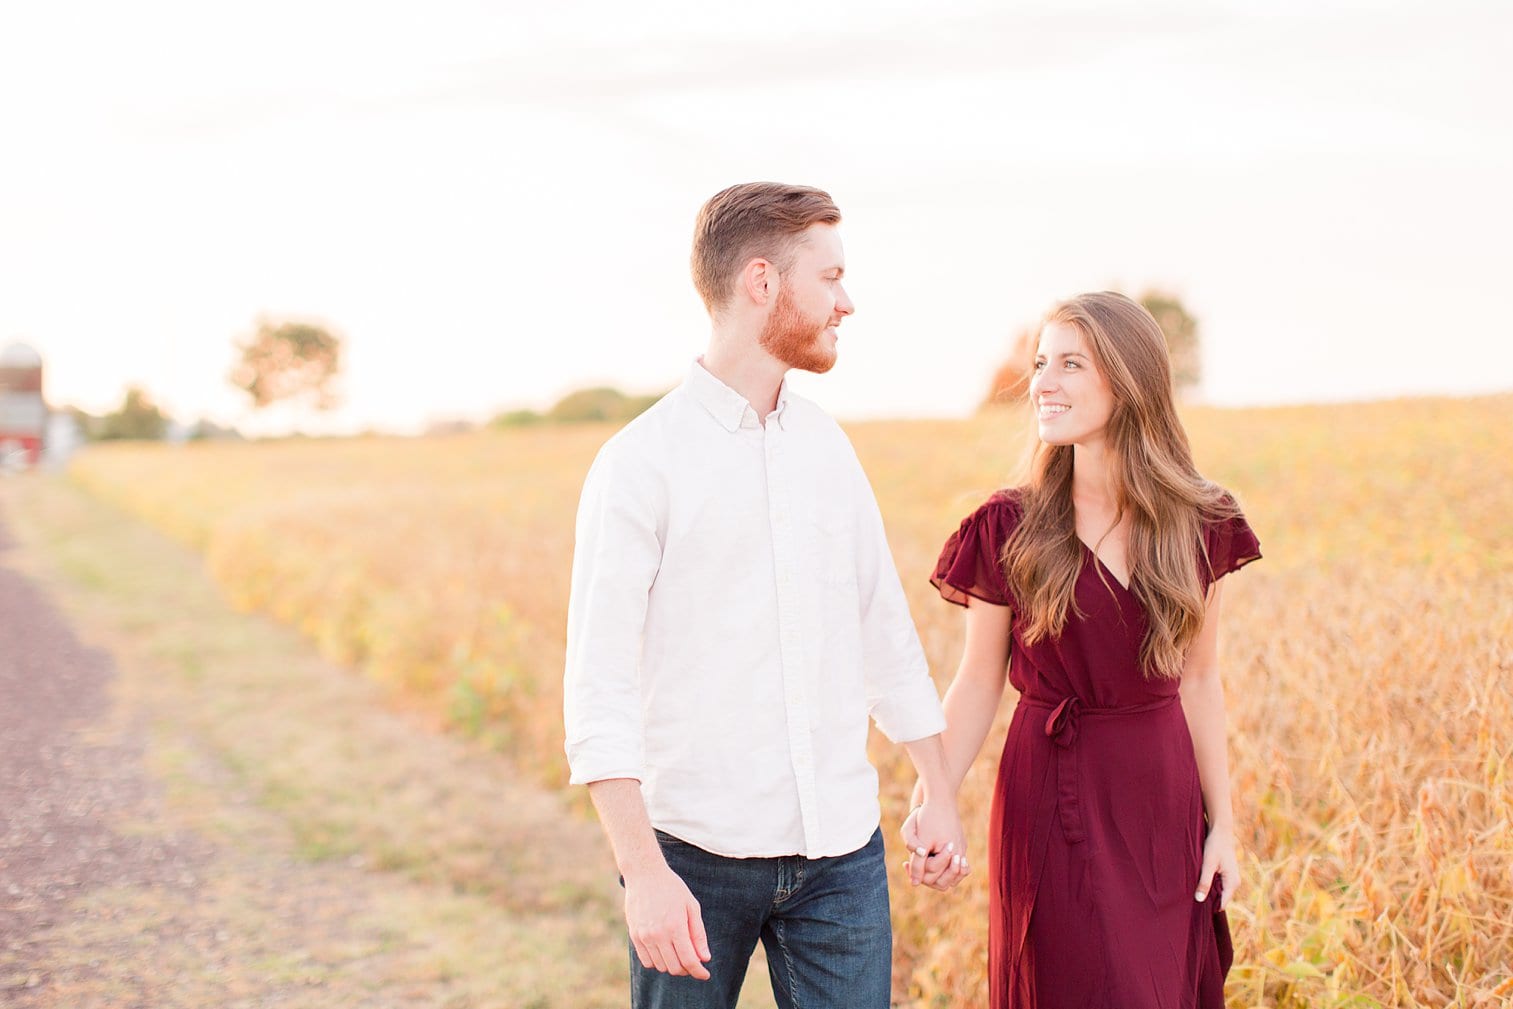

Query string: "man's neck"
[701, 330, 787, 421]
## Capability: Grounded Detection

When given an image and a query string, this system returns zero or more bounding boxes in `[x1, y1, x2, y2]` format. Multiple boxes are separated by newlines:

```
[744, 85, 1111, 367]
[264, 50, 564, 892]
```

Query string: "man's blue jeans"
[628, 827, 892, 1009]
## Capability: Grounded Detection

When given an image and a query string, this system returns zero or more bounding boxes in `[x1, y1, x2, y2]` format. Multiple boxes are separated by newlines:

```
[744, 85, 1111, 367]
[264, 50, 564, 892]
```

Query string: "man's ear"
[740, 257, 777, 307]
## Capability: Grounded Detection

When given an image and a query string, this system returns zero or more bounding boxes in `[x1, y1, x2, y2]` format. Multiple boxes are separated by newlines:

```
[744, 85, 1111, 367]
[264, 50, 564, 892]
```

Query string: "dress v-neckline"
[1078, 538, 1132, 594]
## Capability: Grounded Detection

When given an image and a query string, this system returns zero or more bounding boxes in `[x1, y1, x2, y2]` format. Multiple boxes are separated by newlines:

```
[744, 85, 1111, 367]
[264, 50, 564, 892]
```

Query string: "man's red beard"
[758, 286, 836, 374]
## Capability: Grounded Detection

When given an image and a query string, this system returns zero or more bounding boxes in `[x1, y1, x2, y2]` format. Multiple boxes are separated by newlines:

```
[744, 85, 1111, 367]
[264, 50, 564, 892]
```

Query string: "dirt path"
[0, 478, 635, 1007]
[1, 520, 214, 998]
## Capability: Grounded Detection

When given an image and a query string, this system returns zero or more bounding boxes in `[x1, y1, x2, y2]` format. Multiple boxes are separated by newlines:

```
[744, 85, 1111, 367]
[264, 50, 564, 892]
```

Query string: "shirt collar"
[685, 358, 791, 432]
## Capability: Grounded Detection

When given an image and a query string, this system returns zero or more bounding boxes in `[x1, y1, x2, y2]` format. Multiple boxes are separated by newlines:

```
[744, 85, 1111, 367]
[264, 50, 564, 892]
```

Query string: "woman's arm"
[1178, 580, 1239, 910]
[905, 597, 1013, 888]
[937, 598, 1015, 791]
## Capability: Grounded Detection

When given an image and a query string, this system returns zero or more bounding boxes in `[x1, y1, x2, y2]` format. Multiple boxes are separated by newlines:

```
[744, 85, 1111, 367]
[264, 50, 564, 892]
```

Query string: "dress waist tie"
[1017, 694, 1181, 844]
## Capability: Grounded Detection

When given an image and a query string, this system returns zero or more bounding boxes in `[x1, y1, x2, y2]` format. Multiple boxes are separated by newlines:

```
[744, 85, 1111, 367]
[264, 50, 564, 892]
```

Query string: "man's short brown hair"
[691, 182, 841, 314]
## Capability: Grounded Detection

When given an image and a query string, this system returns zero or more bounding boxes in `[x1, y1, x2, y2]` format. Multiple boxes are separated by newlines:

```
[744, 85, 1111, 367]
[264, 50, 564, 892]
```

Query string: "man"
[564, 182, 966, 1009]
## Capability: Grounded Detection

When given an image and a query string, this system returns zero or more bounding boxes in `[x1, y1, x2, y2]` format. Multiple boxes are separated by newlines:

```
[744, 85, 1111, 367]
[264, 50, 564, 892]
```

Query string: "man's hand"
[624, 863, 713, 980]
[901, 800, 969, 891]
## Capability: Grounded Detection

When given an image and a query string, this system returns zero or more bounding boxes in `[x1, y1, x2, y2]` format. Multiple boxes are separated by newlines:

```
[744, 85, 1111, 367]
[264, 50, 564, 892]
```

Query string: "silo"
[0, 342, 46, 469]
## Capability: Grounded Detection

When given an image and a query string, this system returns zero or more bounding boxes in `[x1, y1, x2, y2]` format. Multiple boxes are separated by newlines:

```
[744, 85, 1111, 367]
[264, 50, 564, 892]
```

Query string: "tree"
[1138, 290, 1200, 393]
[981, 291, 1202, 410]
[544, 387, 664, 424]
[188, 418, 244, 441]
[491, 409, 545, 428]
[96, 386, 169, 441]
[982, 326, 1038, 408]
[230, 318, 343, 411]
[491, 387, 667, 429]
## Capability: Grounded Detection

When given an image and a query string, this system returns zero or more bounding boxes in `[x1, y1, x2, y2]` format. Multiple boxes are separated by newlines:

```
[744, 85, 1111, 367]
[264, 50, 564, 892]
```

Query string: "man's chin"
[798, 352, 836, 375]
[761, 324, 838, 374]
[786, 342, 837, 374]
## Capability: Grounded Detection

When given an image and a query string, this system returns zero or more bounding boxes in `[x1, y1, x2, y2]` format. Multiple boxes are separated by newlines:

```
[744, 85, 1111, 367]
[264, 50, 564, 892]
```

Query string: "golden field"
[65, 394, 1513, 1008]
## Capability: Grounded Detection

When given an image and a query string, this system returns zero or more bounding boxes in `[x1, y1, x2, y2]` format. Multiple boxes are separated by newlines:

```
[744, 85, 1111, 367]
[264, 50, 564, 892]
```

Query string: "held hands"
[900, 800, 970, 892]
[1195, 823, 1240, 911]
[623, 863, 712, 981]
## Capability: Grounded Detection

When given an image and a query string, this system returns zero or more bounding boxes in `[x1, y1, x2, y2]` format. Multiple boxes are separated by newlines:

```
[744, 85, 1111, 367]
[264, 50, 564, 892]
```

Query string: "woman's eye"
[1033, 360, 1046, 371]
[1065, 361, 1079, 369]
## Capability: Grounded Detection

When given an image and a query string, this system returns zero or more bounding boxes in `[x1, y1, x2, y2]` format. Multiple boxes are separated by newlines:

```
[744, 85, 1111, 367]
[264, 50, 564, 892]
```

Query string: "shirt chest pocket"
[804, 510, 866, 682]
[806, 510, 859, 590]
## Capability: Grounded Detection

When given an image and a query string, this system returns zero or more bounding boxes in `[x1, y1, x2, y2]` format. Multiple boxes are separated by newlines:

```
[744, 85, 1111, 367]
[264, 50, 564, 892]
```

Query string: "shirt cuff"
[868, 673, 947, 744]
[565, 744, 645, 787]
[567, 765, 645, 787]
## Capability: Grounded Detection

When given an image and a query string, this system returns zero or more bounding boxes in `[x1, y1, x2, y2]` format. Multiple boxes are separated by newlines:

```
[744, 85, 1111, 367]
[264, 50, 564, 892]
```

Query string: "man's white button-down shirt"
[564, 360, 946, 859]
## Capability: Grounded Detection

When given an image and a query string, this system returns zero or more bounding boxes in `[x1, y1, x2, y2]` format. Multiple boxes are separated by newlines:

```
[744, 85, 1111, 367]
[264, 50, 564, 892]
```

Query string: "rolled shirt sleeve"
[848, 453, 947, 744]
[563, 442, 664, 785]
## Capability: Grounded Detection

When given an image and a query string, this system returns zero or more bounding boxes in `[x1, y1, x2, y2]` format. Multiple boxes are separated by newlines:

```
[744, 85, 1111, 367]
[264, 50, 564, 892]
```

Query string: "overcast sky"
[1, 0, 1509, 432]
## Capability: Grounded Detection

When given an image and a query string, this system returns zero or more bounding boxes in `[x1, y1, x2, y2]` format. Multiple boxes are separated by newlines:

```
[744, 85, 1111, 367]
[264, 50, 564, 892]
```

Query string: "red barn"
[0, 343, 46, 468]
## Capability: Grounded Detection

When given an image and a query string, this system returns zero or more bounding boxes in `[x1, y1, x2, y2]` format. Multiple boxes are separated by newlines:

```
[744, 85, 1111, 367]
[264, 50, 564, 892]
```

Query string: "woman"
[905, 292, 1260, 1008]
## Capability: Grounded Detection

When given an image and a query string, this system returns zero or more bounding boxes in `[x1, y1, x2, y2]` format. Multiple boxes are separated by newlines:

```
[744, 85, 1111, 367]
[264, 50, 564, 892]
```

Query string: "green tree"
[96, 386, 169, 441]
[545, 387, 664, 424]
[490, 409, 545, 428]
[1138, 290, 1200, 393]
[230, 318, 343, 411]
[188, 418, 244, 441]
[490, 388, 665, 428]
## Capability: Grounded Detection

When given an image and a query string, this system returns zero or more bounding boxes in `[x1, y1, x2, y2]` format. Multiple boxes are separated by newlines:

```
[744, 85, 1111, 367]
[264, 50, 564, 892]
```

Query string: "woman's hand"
[1196, 823, 1239, 910]
[901, 801, 969, 891]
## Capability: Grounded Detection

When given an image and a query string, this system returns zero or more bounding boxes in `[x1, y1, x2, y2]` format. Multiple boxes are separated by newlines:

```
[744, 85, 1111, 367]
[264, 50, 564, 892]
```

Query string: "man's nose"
[835, 285, 855, 316]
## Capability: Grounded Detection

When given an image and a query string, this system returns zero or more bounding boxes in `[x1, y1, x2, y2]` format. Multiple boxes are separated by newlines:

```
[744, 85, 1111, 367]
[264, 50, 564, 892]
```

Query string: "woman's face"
[1030, 320, 1117, 447]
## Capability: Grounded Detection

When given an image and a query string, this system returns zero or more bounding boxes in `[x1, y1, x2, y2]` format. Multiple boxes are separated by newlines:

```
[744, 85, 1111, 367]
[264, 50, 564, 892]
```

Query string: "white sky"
[1, 0, 1509, 432]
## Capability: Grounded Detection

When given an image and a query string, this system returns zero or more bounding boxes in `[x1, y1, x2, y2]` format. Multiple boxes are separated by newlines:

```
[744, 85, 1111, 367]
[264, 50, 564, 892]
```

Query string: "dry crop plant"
[859, 398, 1513, 1008]
[67, 395, 1513, 1007]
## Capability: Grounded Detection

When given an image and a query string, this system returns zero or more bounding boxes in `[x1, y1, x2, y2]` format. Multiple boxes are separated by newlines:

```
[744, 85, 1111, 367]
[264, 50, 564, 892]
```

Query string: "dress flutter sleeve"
[1202, 506, 1262, 587]
[931, 491, 1021, 607]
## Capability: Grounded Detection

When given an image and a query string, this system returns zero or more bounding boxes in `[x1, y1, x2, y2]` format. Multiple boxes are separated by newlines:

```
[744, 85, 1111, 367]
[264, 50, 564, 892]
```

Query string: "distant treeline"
[493, 386, 667, 428]
[62, 388, 242, 443]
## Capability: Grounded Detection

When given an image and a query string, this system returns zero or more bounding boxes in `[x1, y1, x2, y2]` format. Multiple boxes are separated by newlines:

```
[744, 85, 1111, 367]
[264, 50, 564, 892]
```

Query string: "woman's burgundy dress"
[932, 489, 1260, 1009]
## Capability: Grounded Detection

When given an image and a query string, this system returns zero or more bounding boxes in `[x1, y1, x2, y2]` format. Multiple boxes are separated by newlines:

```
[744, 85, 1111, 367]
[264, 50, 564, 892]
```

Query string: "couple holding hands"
[564, 182, 1259, 1009]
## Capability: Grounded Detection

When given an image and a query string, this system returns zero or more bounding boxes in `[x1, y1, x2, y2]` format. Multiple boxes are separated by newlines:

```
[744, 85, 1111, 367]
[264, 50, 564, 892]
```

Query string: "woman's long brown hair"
[1002, 292, 1239, 679]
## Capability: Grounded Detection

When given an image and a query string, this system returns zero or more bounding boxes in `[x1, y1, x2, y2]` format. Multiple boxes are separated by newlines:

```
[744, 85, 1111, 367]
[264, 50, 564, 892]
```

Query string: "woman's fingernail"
[915, 847, 927, 857]
[1195, 890, 1207, 901]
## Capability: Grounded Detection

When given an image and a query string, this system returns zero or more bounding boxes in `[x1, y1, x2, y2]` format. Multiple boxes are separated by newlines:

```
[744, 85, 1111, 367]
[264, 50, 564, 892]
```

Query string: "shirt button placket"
[765, 424, 818, 853]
